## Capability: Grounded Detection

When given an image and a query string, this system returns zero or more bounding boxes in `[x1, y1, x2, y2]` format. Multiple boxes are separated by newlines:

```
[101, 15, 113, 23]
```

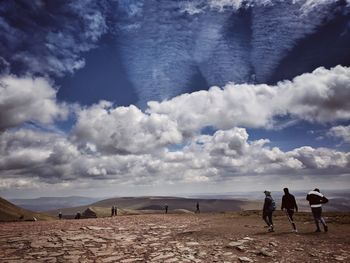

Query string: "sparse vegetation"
[0, 197, 53, 222]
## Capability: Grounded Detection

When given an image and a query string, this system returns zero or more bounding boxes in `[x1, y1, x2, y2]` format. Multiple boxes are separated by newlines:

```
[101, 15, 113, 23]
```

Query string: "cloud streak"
[0, 0, 110, 76]
[0, 0, 347, 105]
[117, 0, 348, 104]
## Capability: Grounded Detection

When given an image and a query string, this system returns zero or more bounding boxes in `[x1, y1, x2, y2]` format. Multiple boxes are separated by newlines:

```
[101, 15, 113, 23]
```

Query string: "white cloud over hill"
[0, 126, 349, 191]
[0, 65, 349, 191]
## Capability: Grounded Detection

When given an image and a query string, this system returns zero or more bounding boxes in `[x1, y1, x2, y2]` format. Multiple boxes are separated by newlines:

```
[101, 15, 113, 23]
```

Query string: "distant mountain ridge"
[10, 196, 100, 212]
[46, 196, 260, 217]
[0, 197, 53, 222]
[9, 189, 350, 215]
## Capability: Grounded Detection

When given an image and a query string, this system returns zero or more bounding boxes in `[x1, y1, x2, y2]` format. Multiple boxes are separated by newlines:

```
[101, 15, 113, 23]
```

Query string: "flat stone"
[120, 258, 144, 262]
[66, 234, 94, 241]
[36, 257, 57, 263]
[227, 240, 247, 248]
[239, 257, 254, 262]
[164, 258, 179, 263]
[236, 245, 246, 252]
[63, 255, 81, 260]
[334, 256, 346, 261]
[28, 251, 48, 256]
[258, 248, 274, 257]
[101, 256, 125, 262]
[87, 226, 113, 231]
[151, 252, 175, 261]
[269, 241, 278, 247]
[149, 242, 162, 247]
[186, 242, 200, 246]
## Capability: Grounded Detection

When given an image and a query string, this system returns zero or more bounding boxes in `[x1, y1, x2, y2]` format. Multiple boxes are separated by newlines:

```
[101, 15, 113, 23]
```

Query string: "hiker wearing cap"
[263, 190, 276, 232]
[306, 188, 329, 232]
[281, 188, 298, 233]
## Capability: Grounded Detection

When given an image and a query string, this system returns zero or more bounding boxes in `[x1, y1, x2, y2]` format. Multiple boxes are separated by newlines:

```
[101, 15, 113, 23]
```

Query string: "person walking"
[195, 202, 200, 214]
[58, 211, 62, 220]
[263, 190, 276, 232]
[111, 206, 115, 217]
[75, 211, 81, 219]
[114, 205, 117, 216]
[306, 188, 329, 232]
[165, 204, 168, 214]
[281, 188, 298, 232]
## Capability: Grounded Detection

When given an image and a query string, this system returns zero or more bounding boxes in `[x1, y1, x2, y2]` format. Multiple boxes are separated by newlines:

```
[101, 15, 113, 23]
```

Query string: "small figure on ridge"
[195, 201, 200, 214]
[111, 206, 115, 217]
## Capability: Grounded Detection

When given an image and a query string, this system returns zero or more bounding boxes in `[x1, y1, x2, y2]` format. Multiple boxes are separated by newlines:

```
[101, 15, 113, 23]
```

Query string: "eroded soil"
[0, 212, 349, 262]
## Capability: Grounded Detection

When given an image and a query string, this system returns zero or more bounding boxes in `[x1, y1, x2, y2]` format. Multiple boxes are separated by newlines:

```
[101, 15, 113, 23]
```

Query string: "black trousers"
[286, 209, 294, 221]
[263, 211, 273, 226]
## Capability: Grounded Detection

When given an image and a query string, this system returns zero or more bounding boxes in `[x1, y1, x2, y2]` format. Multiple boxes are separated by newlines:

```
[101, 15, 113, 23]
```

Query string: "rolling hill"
[46, 196, 259, 217]
[0, 197, 53, 222]
[10, 196, 100, 212]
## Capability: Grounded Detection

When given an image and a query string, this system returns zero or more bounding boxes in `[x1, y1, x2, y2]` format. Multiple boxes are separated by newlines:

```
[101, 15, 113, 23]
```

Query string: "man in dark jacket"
[306, 188, 329, 232]
[263, 190, 275, 232]
[281, 188, 298, 232]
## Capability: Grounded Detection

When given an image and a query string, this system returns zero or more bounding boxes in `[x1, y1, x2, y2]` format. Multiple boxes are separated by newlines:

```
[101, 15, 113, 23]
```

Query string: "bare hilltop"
[1, 210, 349, 262]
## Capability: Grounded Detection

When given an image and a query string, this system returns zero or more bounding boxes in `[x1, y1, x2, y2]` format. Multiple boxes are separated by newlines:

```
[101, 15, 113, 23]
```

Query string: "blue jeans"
[311, 207, 326, 230]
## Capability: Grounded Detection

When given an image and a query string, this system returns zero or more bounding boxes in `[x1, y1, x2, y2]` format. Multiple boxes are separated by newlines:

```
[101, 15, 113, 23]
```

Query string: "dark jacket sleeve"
[263, 197, 271, 212]
[321, 196, 329, 204]
[306, 194, 310, 201]
[281, 196, 285, 210]
[293, 195, 298, 211]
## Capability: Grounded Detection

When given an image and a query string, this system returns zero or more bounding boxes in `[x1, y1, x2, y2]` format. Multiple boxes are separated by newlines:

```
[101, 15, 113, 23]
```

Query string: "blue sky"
[0, 0, 350, 198]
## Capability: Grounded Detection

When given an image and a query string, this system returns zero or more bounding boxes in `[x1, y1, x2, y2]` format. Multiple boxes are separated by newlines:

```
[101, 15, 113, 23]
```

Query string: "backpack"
[270, 198, 276, 211]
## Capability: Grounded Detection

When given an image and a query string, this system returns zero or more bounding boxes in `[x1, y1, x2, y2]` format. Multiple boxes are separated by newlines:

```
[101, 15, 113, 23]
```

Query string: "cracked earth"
[1, 213, 349, 262]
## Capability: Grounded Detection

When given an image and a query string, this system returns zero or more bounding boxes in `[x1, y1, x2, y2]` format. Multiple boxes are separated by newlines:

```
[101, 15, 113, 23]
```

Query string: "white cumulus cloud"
[327, 125, 350, 143]
[71, 101, 183, 154]
[148, 65, 350, 132]
[0, 75, 68, 131]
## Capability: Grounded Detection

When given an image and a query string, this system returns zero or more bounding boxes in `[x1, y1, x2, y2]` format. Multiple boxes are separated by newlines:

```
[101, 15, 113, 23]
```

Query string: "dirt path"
[0, 212, 349, 262]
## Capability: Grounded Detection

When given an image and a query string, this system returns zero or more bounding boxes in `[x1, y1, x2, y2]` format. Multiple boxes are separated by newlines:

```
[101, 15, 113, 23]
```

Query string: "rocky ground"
[0, 212, 349, 263]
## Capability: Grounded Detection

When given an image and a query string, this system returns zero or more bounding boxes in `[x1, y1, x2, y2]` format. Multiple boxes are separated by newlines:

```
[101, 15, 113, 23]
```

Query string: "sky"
[0, 0, 350, 198]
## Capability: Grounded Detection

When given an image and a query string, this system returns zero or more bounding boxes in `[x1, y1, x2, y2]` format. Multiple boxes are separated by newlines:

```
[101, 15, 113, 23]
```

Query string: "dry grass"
[0, 197, 53, 222]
